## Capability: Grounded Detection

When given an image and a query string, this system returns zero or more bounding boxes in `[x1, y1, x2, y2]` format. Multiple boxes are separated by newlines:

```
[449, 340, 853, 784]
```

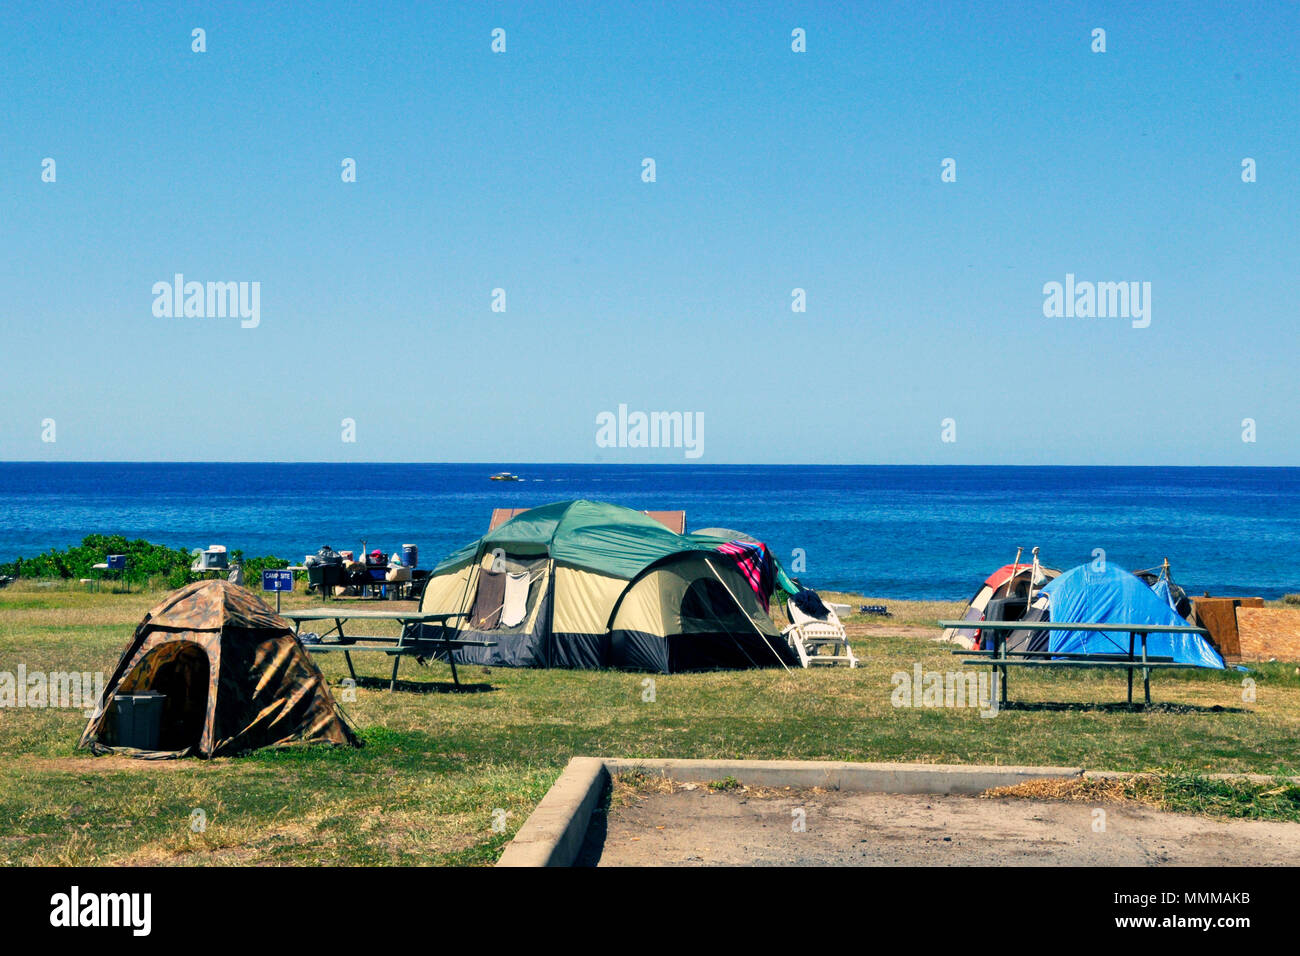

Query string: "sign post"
[261, 568, 294, 613]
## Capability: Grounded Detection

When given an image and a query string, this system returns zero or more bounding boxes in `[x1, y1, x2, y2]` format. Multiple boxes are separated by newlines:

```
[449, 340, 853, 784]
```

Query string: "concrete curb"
[603, 757, 1083, 794]
[495, 757, 1083, 867]
[496, 757, 609, 867]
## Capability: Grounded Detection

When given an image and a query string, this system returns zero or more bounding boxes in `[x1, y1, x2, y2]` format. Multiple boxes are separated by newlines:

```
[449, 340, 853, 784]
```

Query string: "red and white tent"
[940, 556, 1060, 650]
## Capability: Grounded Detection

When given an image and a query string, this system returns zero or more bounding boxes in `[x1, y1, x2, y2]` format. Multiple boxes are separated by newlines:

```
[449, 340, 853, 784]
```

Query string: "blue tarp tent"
[1040, 564, 1225, 669]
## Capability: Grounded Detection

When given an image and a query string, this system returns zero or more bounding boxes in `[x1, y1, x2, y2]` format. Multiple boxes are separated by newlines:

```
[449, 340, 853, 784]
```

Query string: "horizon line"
[0, 461, 1293, 469]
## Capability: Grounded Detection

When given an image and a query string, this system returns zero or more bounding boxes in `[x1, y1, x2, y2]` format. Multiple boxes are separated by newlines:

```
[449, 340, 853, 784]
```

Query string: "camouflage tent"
[80, 580, 359, 758]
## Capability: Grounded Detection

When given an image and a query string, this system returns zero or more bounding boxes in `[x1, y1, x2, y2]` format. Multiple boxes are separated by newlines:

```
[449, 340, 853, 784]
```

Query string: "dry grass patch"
[983, 775, 1161, 806]
[983, 773, 1300, 823]
[610, 770, 824, 804]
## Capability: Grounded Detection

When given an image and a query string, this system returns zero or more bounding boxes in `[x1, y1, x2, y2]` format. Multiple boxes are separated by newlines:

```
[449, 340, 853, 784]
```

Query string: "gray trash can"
[114, 691, 166, 750]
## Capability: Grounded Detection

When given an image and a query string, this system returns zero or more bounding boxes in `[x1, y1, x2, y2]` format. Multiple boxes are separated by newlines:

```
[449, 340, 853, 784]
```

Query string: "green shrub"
[0, 536, 289, 591]
[0, 535, 192, 584]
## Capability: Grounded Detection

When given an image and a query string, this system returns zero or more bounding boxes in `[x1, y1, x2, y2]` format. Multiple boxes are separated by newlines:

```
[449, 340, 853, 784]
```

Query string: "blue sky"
[1, 1, 1296, 464]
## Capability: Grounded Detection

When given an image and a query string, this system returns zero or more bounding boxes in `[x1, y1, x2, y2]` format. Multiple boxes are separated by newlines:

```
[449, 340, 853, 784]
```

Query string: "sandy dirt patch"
[579, 788, 1300, 866]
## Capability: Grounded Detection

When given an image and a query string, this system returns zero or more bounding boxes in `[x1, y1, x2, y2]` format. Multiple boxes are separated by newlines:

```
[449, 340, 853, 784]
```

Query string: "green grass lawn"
[1, 580, 1298, 865]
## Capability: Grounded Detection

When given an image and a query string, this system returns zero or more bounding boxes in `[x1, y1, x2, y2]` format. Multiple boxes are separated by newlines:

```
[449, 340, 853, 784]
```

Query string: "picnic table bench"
[937, 620, 1215, 706]
[282, 609, 494, 690]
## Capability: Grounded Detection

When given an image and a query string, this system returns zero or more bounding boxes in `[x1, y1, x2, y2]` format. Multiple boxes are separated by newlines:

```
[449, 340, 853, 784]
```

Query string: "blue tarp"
[1150, 576, 1179, 613]
[1040, 564, 1225, 669]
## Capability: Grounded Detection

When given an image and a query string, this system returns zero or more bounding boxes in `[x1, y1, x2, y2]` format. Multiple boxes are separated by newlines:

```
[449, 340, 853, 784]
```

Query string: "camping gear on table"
[315, 546, 342, 566]
[80, 579, 359, 758]
[93, 554, 132, 593]
[307, 562, 345, 596]
[417, 500, 798, 673]
[192, 546, 228, 571]
[344, 560, 368, 587]
[402, 544, 419, 568]
[783, 589, 858, 668]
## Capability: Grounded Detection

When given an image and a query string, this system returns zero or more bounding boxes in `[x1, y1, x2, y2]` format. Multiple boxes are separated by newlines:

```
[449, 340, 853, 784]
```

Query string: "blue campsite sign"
[262, 569, 294, 592]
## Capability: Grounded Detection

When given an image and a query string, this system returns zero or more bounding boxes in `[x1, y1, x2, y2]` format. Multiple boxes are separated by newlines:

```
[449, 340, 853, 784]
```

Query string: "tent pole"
[1028, 546, 1040, 604]
[698, 559, 768, 671]
[705, 558, 791, 672]
[448, 542, 485, 640]
[1007, 546, 1023, 599]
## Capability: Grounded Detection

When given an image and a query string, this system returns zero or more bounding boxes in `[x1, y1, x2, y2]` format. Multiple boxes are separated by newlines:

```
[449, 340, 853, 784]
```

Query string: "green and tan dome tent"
[418, 500, 798, 673]
[80, 580, 359, 758]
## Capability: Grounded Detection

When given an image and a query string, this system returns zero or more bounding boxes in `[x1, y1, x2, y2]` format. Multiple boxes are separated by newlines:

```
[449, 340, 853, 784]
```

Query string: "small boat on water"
[490, 472, 522, 482]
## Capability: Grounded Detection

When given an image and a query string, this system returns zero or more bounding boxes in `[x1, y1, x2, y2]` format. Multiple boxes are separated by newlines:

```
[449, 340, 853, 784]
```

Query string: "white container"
[199, 549, 228, 570]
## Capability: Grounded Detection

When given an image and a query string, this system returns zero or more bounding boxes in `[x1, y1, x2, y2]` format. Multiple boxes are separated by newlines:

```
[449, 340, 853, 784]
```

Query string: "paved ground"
[578, 787, 1300, 866]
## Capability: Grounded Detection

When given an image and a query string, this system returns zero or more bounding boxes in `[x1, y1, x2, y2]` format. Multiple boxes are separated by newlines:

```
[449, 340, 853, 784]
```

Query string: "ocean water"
[0, 463, 1296, 600]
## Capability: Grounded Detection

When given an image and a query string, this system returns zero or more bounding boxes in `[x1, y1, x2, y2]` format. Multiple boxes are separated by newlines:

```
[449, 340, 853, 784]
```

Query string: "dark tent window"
[680, 577, 750, 635]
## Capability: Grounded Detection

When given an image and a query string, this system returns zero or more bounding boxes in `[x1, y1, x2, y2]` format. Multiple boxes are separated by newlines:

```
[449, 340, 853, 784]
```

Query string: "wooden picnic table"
[938, 620, 1216, 706]
[282, 609, 493, 690]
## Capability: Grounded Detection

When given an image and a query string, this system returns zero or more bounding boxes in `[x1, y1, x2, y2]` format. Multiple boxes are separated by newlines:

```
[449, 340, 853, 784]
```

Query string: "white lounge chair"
[783, 595, 858, 668]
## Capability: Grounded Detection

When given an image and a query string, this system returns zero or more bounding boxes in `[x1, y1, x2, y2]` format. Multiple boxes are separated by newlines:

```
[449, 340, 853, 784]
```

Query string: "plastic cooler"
[114, 691, 166, 750]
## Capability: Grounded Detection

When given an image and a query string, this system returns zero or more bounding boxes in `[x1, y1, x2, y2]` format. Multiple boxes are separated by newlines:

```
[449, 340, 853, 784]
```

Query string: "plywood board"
[489, 508, 686, 534]
[1236, 607, 1300, 662]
